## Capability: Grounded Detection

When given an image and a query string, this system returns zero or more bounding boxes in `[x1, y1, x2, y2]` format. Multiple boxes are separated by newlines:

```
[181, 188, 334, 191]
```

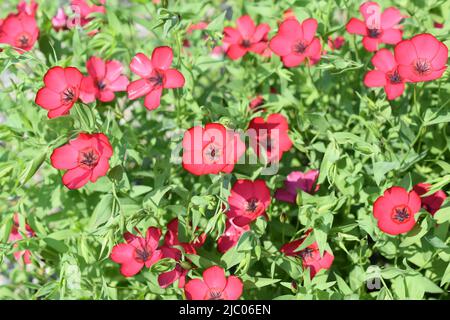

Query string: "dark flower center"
[204, 143, 221, 162]
[387, 69, 402, 84]
[97, 80, 107, 90]
[293, 41, 307, 54]
[17, 33, 30, 48]
[413, 58, 431, 76]
[134, 246, 152, 263]
[241, 39, 252, 48]
[391, 206, 411, 223]
[206, 288, 225, 300]
[62, 87, 76, 104]
[367, 28, 381, 38]
[149, 71, 164, 88]
[78, 148, 99, 168]
[246, 198, 259, 212]
[299, 247, 315, 260]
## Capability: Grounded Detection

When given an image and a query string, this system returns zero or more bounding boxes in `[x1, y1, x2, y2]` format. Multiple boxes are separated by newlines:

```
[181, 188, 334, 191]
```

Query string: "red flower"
[269, 17, 322, 67]
[413, 183, 447, 215]
[434, 22, 444, 29]
[217, 219, 250, 253]
[182, 123, 245, 176]
[70, 0, 106, 27]
[127, 46, 185, 110]
[80, 57, 129, 103]
[35, 66, 87, 118]
[110, 227, 163, 277]
[158, 218, 206, 288]
[223, 15, 270, 60]
[275, 170, 319, 203]
[373, 186, 421, 235]
[364, 49, 405, 100]
[227, 179, 271, 227]
[9, 214, 35, 265]
[17, 0, 38, 17]
[280, 234, 334, 278]
[52, 8, 68, 32]
[346, 1, 404, 52]
[395, 34, 448, 83]
[50, 133, 113, 189]
[163, 218, 206, 254]
[0, 12, 39, 53]
[184, 266, 243, 300]
[328, 36, 345, 50]
[248, 113, 293, 163]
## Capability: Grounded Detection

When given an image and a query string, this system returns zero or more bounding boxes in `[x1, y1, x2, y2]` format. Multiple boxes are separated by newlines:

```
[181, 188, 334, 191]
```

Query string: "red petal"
[203, 266, 227, 290]
[151, 46, 173, 70]
[236, 15, 255, 39]
[130, 53, 153, 78]
[144, 87, 163, 110]
[163, 69, 185, 89]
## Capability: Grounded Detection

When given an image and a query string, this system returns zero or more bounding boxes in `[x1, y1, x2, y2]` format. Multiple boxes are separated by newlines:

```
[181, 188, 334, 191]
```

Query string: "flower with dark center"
[367, 28, 381, 38]
[392, 206, 410, 223]
[204, 144, 221, 163]
[413, 58, 431, 75]
[79, 149, 99, 168]
[373, 186, 420, 235]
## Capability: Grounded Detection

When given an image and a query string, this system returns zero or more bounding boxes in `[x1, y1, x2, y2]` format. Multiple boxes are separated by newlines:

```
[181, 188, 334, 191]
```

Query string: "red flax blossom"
[17, 0, 38, 17]
[328, 36, 345, 51]
[364, 49, 405, 100]
[227, 179, 271, 227]
[373, 186, 421, 235]
[413, 183, 447, 215]
[70, 0, 106, 27]
[395, 34, 448, 83]
[158, 218, 206, 288]
[275, 169, 319, 204]
[80, 56, 129, 103]
[248, 113, 293, 163]
[346, 1, 404, 52]
[217, 219, 250, 253]
[223, 15, 270, 60]
[52, 8, 68, 31]
[280, 233, 334, 278]
[110, 227, 163, 277]
[0, 12, 39, 53]
[128, 46, 185, 110]
[184, 266, 243, 300]
[50, 133, 113, 189]
[269, 17, 322, 67]
[9, 214, 35, 265]
[35, 66, 88, 118]
[182, 123, 245, 176]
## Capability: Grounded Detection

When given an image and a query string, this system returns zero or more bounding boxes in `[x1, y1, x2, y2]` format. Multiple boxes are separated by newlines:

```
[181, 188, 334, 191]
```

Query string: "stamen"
[79, 149, 99, 168]
[241, 39, 251, 48]
[414, 58, 431, 75]
[387, 70, 402, 84]
[293, 41, 307, 54]
[62, 87, 76, 104]
[367, 28, 381, 38]
[149, 72, 164, 88]
[392, 206, 410, 223]
[207, 288, 224, 300]
[246, 198, 259, 212]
